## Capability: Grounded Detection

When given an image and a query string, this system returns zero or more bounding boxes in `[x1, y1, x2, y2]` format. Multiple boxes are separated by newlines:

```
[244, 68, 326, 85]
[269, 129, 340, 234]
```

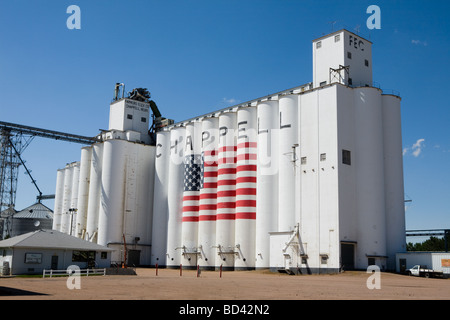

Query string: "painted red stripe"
[236, 176, 257, 183]
[182, 216, 199, 222]
[218, 167, 236, 175]
[200, 193, 217, 199]
[203, 182, 218, 189]
[237, 142, 257, 149]
[217, 202, 236, 209]
[236, 212, 256, 219]
[217, 190, 236, 197]
[237, 153, 257, 161]
[236, 188, 256, 195]
[183, 195, 200, 201]
[182, 206, 199, 212]
[237, 165, 257, 172]
[218, 157, 237, 165]
[199, 204, 217, 211]
[218, 179, 237, 186]
[236, 200, 256, 207]
[219, 146, 237, 153]
[199, 215, 217, 221]
[217, 213, 236, 220]
[203, 171, 218, 178]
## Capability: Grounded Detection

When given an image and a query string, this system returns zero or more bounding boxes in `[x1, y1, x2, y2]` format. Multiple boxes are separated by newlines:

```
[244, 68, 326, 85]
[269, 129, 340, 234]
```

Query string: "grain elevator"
[52, 29, 406, 273]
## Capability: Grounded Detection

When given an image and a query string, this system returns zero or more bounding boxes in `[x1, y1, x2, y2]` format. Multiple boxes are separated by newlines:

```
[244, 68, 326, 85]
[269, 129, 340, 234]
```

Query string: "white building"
[53, 29, 406, 273]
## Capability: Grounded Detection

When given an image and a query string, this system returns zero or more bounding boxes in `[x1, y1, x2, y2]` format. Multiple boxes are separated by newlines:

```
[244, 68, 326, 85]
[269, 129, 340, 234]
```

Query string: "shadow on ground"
[0, 286, 48, 296]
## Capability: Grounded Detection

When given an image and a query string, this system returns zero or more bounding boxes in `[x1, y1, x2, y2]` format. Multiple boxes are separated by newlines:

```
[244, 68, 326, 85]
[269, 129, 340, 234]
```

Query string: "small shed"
[0, 229, 114, 275]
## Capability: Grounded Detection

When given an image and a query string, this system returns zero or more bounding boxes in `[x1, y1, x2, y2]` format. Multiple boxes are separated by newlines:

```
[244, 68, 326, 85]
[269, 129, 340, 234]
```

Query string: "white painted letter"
[66, 5, 81, 30]
[366, 5, 381, 30]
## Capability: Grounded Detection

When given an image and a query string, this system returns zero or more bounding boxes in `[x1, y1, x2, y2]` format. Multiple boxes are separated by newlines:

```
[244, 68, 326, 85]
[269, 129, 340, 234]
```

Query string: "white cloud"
[403, 138, 425, 157]
[411, 39, 428, 46]
[222, 97, 238, 104]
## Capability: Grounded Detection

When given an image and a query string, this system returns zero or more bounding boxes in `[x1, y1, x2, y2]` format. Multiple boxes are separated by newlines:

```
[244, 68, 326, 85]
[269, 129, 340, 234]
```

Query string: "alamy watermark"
[66, 265, 81, 290]
[66, 5, 81, 30]
[366, 5, 381, 30]
[366, 265, 381, 290]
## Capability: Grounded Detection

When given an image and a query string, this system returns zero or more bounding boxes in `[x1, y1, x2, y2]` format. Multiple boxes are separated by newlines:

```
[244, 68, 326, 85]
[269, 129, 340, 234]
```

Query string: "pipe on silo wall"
[151, 131, 170, 267]
[354, 87, 387, 270]
[60, 165, 74, 234]
[235, 106, 257, 270]
[215, 112, 237, 270]
[382, 94, 406, 270]
[166, 126, 186, 268]
[198, 117, 219, 270]
[86, 143, 103, 243]
[98, 140, 128, 255]
[181, 122, 202, 268]
[52, 169, 65, 231]
[278, 95, 298, 232]
[75, 146, 92, 238]
[256, 100, 279, 269]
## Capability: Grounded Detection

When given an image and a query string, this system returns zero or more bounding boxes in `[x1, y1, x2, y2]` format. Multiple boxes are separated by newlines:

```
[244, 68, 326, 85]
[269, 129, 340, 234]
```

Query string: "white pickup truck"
[408, 265, 444, 278]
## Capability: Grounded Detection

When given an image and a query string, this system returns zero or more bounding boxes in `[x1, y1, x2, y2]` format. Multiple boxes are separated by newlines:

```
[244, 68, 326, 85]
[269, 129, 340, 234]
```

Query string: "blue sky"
[1, 0, 449, 236]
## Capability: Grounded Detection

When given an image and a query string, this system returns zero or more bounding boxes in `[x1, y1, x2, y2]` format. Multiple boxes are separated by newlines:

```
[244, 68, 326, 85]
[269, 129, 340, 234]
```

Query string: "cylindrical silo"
[256, 100, 279, 268]
[382, 94, 405, 270]
[215, 111, 237, 270]
[60, 164, 74, 234]
[181, 122, 202, 268]
[75, 146, 92, 238]
[198, 116, 219, 270]
[98, 140, 128, 262]
[235, 106, 257, 270]
[69, 162, 80, 235]
[122, 143, 155, 266]
[166, 126, 186, 268]
[52, 168, 65, 231]
[86, 143, 103, 242]
[354, 87, 386, 269]
[151, 131, 171, 267]
[278, 95, 298, 231]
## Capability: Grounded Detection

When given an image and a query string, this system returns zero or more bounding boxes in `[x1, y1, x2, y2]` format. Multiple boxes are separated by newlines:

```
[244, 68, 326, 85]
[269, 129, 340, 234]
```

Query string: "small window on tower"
[127, 114, 133, 120]
[365, 59, 369, 67]
[320, 153, 326, 161]
[316, 41, 322, 49]
[301, 157, 307, 165]
[342, 150, 351, 165]
[347, 51, 352, 59]
[141, 117, 147, 123]
[334, 34, 340, 42]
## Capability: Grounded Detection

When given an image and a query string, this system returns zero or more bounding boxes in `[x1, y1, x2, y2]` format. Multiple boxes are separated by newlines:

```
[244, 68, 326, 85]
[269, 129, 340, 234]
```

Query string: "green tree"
[407, 236, 446, 251]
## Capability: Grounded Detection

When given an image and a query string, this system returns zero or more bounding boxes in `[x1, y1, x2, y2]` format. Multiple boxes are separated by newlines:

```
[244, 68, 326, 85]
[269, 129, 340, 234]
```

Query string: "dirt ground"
[0, 268, 448, 301]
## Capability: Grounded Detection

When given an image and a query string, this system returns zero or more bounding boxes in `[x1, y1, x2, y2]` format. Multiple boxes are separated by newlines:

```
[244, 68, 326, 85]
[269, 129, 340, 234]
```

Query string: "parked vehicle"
[408, 265, 444, 278]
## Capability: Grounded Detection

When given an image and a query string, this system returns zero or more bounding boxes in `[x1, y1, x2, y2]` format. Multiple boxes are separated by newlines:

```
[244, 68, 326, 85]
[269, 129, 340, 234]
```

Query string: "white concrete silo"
[97, 140, 128, 260]
[85, 143, 103, 242]
[151, 131, 171, 267]
[198, 116, 219, 269]
[69, 162, 80, 235]
[60, 164, 74, 234]
[216, 112, 237, 269]
[166, 126, 186, 268]
[181, 122, 202, 268]
[256, 100, 279, 269]
[52, 168, 65, 231]
[382, 94, 406, 270]
[354, 87, 387, 269]
[75, 146, 92, 238]
[235, 106, 257, 270]
[278, 95, 298, 232]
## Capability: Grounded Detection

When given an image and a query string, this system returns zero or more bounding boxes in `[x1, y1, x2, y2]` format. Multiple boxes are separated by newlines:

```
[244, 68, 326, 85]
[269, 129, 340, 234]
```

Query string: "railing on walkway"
[42, 268, 106, 278]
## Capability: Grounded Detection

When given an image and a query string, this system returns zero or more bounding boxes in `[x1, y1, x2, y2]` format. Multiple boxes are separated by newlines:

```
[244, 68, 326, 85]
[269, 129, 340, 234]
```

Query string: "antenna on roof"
[328, 21, 337, 32]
